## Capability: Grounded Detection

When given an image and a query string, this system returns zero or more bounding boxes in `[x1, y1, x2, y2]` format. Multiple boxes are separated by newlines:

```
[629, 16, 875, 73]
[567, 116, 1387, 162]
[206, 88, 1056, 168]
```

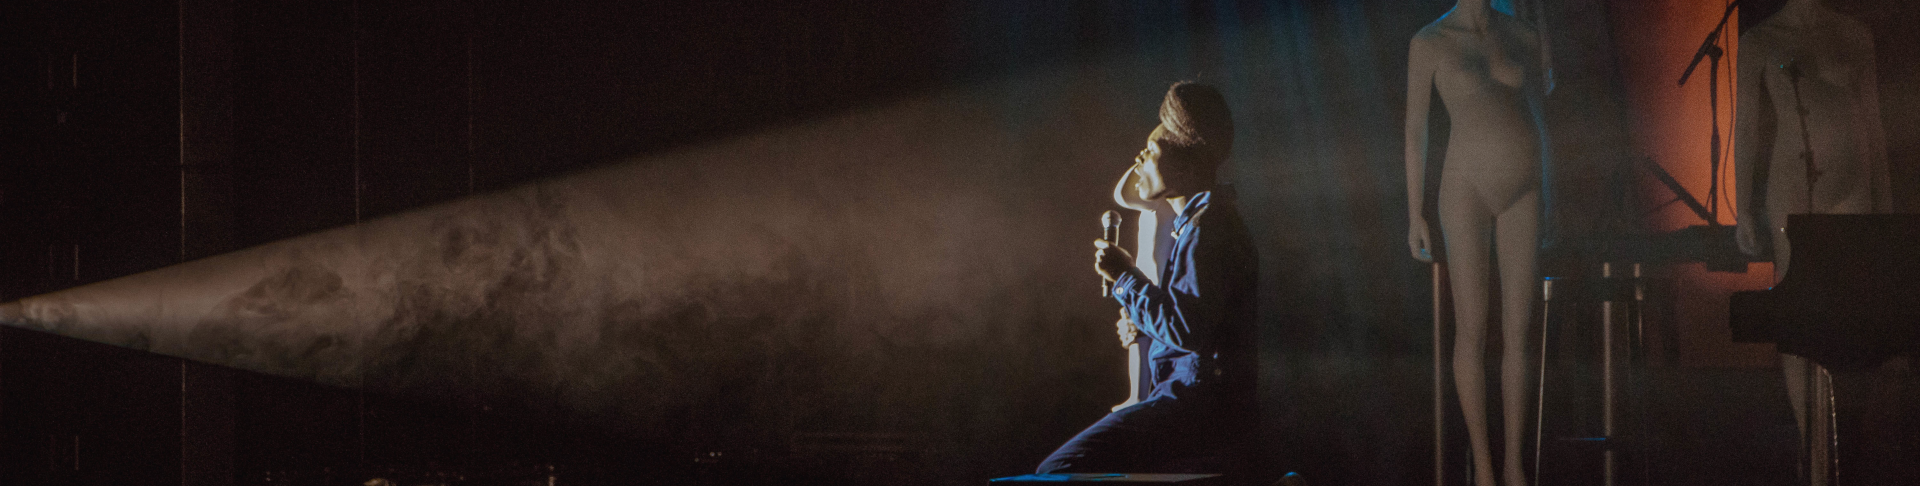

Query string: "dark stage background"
[2, 1, 1918, 485]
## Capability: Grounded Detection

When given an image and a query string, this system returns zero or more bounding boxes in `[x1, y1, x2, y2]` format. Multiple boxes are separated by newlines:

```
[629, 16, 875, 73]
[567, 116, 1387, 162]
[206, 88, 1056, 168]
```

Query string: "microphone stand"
[1678, 0, 1745, 227]
[1784, 63, 1834, 485]
[1783, 63, 1822, 211]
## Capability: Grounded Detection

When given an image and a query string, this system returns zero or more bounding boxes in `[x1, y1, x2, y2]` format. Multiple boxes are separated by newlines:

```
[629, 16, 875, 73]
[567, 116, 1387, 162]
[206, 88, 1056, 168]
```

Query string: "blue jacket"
[1109, 189, 1259, 403]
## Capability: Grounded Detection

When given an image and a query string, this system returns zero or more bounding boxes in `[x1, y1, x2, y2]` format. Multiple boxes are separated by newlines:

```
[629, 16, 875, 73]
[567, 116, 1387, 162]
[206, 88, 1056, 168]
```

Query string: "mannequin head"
[1776, 0, 1832, 21]
[1450, 0, 1498, 16]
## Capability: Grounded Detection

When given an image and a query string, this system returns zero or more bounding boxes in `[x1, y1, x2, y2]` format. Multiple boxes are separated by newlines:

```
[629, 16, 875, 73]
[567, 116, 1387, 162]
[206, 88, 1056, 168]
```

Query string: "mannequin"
[1405, 1, 1552, 485]
[1733, 0, 1890, 463]
[1110, 169, 1178, 412]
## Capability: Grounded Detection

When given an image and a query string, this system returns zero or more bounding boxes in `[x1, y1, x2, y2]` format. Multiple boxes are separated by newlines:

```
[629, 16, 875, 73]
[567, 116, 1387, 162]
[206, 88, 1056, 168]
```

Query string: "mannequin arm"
[1113, 169, 1154, 212]
[1405, 35, 1439, 262]
[1860, 36, 1893, 212]
[1733, 34, 1774, 256]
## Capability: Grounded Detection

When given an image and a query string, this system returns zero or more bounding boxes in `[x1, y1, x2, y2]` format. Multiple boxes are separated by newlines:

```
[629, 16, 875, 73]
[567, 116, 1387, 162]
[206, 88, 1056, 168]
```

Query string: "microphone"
[1101, 210, 1122, 297]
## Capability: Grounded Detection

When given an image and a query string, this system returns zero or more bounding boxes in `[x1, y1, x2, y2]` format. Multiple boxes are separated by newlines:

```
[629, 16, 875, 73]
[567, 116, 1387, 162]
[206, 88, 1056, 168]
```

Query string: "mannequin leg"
[1495, 192, 1540, 486]
[1769, 223, 1814, 478]
[1440, 183, 1497, 486]
[1768, 223, 1806, 436]
[1783, 354, 1810, 438]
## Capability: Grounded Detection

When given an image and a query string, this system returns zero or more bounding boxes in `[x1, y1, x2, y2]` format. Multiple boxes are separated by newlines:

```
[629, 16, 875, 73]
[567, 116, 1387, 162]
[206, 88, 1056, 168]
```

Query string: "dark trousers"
[1035, 393, 1247, 475]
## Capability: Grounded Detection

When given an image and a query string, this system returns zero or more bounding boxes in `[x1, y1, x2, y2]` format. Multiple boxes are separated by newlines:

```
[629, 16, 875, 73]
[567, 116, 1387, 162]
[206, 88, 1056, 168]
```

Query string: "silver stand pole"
[1534, 277, 1555, 486]
[1602, 263, 1618, 486]
[1435, 261, 1448, 486]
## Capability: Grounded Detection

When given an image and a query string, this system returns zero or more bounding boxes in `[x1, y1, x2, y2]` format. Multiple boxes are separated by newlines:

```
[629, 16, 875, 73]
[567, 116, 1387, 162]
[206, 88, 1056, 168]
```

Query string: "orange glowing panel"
[1609, 0, 1741, 232]
[1609, 2, 1781, 369]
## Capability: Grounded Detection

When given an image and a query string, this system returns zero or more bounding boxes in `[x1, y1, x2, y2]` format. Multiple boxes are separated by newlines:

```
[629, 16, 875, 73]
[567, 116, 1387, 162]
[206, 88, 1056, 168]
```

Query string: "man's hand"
[1094, 239, 1134, 284]
[1115, 309, 1138, 348]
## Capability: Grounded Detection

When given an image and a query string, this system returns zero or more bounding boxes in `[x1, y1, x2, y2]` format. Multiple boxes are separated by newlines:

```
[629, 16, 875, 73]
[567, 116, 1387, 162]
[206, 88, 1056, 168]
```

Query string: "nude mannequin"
[1732, 0, 1891, 455]
[1116, 169, 1178, 284]
[1109, 169, 1178, 411]
[1405, 1, 1552, 484]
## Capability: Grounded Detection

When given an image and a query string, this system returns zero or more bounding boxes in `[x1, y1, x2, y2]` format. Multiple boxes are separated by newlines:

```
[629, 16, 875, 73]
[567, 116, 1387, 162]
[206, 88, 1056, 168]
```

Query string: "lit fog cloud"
[0, 67, 1131, 434]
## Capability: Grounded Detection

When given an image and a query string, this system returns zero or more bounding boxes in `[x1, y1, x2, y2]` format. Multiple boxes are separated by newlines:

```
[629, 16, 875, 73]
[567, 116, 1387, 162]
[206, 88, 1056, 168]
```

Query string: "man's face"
[1132, 138, 1173, 201]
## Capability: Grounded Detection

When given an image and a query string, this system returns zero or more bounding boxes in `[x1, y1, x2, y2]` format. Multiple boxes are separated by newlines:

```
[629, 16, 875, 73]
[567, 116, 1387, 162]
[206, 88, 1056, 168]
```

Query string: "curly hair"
[1152, 81, 1234, 171]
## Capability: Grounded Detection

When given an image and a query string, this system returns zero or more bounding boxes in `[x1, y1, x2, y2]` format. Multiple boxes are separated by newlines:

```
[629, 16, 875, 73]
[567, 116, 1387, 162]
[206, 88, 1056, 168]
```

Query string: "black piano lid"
[1729, 214, 1920, 371]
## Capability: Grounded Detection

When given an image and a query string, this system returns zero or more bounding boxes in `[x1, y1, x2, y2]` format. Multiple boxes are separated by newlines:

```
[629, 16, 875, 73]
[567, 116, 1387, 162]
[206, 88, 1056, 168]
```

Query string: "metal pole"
[1602, 263, 1616, 486]
[1534, 277, 1554, 486]
[1632, 263, 1649, 485]
[1811, 365, 1834, 486]
[1435, 261, 1447, 486]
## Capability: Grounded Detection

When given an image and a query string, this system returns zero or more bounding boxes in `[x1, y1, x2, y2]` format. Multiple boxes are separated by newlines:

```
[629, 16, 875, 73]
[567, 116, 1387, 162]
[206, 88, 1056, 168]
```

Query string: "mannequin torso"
[1424, 13, 1545, 179]
[1740, 7, 1885, 238]
[1735, 0, 1891, 275]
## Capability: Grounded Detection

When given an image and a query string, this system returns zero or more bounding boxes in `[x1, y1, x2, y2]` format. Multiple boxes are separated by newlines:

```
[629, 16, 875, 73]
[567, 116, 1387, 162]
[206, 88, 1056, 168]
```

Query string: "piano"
[1729, 214, 1920, 371]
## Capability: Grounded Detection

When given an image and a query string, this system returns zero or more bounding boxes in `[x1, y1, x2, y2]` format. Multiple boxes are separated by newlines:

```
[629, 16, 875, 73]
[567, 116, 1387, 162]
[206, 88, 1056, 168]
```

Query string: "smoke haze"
[1, 65, 1169, 470]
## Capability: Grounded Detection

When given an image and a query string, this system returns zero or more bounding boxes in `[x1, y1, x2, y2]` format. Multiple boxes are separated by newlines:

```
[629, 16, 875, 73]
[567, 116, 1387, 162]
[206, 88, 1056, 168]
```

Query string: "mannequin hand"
[1094, 239, 1135, 283]
[1735, 221, 1762, 257]
[1115, 312, 1138, 348]
[1408, 218, 1435, 263]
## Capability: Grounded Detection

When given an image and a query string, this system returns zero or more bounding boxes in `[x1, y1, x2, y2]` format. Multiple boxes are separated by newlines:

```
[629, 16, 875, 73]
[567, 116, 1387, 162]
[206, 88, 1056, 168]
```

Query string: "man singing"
[1037, 81, 1259, 476]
